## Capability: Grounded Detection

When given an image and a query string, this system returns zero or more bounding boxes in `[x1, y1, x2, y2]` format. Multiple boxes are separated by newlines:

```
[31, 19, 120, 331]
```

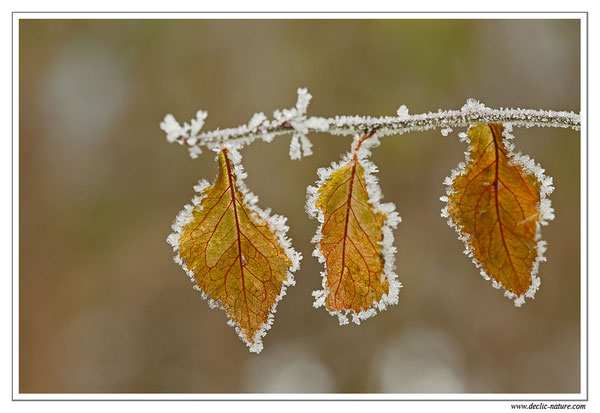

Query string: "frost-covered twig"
[160, 88, 581, 159]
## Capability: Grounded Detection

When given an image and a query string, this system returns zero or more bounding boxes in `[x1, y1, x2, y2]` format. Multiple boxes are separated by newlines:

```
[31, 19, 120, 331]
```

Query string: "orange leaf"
[441, 123, 554, 306]
[307, 135, 401, 324]
[167, 148, 300, 353]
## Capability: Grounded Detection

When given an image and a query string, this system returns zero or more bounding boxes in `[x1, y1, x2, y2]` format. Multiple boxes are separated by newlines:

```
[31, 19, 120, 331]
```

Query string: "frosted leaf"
[167, 147, 301, 353]
[441, 123, 555, 307]
[306, 133, 402, 325]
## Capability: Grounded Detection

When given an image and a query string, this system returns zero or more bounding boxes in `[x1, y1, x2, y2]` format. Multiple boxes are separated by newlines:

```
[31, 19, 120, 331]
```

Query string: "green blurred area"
[19, 18, 581, 394]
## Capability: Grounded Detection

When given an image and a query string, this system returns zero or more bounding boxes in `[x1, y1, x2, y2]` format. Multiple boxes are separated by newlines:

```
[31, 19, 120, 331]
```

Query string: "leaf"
[307, 135, 401, 325]
[167, 148, 300, 353]
[441, 123, 554, 306]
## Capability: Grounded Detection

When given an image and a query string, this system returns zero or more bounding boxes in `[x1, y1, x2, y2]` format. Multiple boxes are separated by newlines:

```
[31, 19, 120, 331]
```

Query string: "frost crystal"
[160, 114, 185, 143]
[440, 127, 453, 137]
[188, 145, 202, 159]
[396, 104, 410, 120]
[295, 87, 312, 115]
[248, 112, 267, 130]
[190, 110, 208, 136]
[461, 98, 486, 112]
[306, 116, 330, 131]
[300, 134, 313, 157]
[282, 88, 313, 160]
[289, 134, 301, 160]
[457, 131, 469, 143]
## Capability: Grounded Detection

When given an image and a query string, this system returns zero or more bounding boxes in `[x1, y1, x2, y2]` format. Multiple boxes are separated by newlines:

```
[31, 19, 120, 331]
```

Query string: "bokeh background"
[19, 18, 581, 394]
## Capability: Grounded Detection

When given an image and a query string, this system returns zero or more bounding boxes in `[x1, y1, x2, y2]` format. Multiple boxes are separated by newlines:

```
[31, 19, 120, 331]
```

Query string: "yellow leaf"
[308, 135, 401, 324]
[442, 123, 554, 306]
[168, 148, 299, 353]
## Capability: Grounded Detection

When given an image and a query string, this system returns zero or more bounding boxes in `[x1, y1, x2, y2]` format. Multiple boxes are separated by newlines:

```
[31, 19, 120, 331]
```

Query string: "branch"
[160, 88, 581, 159]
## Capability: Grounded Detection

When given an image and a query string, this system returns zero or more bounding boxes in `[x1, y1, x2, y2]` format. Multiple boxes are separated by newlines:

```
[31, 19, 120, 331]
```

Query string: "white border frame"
[11, 11, 588, 402]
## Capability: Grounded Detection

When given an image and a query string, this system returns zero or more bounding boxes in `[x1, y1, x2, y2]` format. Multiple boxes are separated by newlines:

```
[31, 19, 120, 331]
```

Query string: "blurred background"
[19, 18, 581, 394]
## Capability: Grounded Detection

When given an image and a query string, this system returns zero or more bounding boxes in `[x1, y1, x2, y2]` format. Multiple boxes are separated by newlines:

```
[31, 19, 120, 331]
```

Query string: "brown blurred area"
[19, 18, 581, 394]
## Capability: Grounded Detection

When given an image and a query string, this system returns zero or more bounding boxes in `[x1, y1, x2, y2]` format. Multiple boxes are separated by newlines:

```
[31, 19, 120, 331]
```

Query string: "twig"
[160, 88, 581, 159]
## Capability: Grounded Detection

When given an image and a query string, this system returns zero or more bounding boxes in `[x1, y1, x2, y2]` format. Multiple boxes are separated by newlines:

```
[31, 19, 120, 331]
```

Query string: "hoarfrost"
[458, 131, 469, 143]
[289, 134, 301, 160]
[305, 116, 330, 131]
[190, 110, 208, 136]
[162, 92, 579, 160]
[300, 135, 313, 157]
[295, 87, 312, 115]
[461, 98, 486, 112]
[248, 112, 267, 130]
[283, 88, 314, 160]
[440, 127, 453, 137]
[160, 114, 185, 143]
[188, 145, 202, 159]
[396, 104, 409, 120]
